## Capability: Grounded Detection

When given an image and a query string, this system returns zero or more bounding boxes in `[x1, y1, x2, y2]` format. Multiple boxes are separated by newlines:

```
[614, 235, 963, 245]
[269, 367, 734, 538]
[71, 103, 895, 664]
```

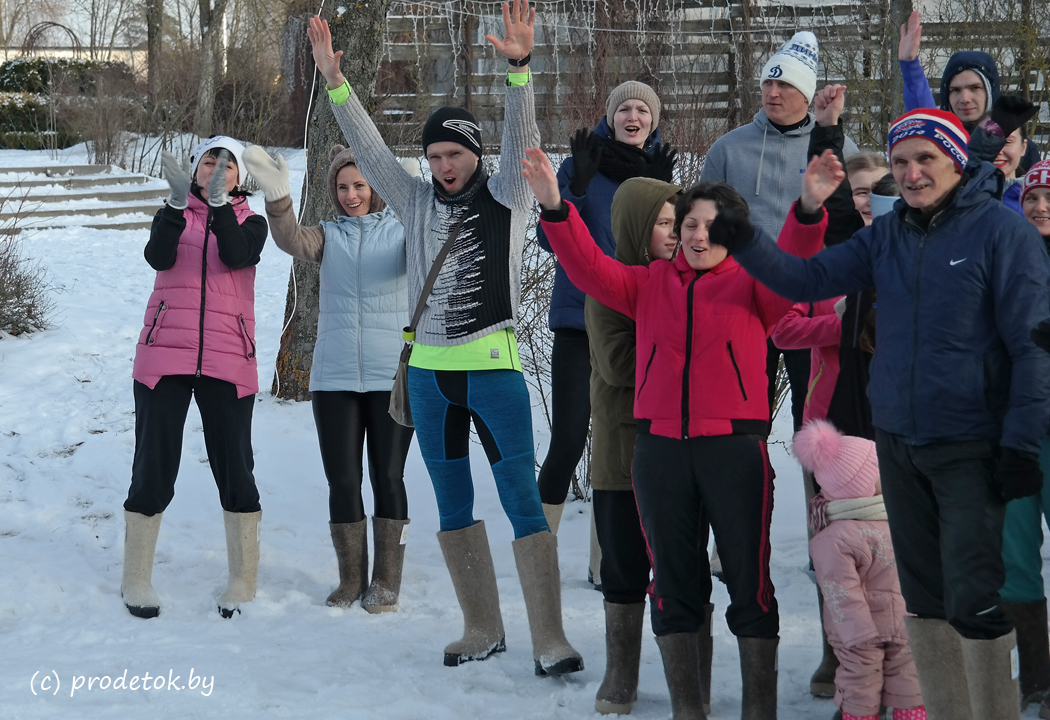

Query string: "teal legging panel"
[1000, 435, 1050, 603]
[407, 367, 548, 540]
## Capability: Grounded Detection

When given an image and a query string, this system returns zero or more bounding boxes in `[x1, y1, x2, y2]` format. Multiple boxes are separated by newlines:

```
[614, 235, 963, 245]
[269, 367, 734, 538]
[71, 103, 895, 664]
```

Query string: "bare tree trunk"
[146, 0, 162, 106]
[196, 0, 230, 137]
[273, 1, 393, 401]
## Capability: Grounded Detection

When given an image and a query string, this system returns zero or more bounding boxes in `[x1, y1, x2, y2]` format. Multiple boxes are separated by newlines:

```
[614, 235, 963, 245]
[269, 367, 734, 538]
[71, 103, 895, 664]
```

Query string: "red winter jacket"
[771, 298, 842, 426]
[541, 201, 826, 439]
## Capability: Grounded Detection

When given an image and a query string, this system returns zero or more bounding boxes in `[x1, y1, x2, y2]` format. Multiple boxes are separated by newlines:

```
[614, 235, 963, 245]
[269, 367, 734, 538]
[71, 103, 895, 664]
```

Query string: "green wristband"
[506, 69, 531, 87]
[327, 81, 352, 106]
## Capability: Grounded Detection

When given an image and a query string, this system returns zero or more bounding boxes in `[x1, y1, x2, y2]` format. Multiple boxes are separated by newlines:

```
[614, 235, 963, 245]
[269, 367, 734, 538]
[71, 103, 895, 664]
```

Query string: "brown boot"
[960, 629, 1021, 719]
[326, 519, 368, 607]
[903, 616, 973, 720]
[811, 590, 839, 697]
[656, 632, 708, 719]
[699, 604, 714, 715]
[595, 601, 645, 714]
[1003, 599, 1050, 708]
[513, 530, 584, 676]
[437, 520, 506, 666]
[361, 517, 409, 614]
[739, 636, 778, 720]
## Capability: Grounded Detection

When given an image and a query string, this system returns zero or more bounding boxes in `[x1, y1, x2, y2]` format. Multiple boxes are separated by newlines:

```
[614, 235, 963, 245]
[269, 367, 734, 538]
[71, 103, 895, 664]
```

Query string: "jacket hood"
[939, 52, 1000, 115]
[594, 116, 664, 152]
[610, 177, 681, 266]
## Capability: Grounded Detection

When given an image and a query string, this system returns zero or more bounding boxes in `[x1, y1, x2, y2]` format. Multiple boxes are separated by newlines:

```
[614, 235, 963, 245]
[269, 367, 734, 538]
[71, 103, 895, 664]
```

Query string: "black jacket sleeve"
[144, 205, 187, 270]
[807, 121, 865, 247]
[211, 203, 269, 269]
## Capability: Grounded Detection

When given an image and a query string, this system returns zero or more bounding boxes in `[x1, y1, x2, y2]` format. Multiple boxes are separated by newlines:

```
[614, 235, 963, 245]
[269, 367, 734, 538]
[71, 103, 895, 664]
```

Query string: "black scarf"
[433, 162, 488, 206]
[595, 137, 655, 184]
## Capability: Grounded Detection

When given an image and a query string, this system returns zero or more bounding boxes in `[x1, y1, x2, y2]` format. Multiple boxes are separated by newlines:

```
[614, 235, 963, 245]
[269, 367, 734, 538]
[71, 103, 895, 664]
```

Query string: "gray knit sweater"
[331, 82, 539, 347]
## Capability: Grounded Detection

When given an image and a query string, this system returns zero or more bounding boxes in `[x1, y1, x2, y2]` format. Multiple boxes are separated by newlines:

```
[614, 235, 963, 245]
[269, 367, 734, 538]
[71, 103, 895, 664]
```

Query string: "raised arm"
[243, 146, 326, 263]
[810, 85, 865, 244]
[522, 147, 644, 317]
[308, 17, 418, 220]
[898, 12, 936, 111]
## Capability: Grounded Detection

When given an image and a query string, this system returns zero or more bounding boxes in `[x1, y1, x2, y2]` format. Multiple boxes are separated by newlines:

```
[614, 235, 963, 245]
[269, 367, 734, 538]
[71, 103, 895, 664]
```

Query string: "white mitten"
[242, 146, 291, 202]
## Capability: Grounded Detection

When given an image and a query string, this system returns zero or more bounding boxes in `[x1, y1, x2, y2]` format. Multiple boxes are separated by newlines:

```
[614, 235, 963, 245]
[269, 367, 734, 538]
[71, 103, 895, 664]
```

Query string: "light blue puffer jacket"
[310, 208, 409, 392]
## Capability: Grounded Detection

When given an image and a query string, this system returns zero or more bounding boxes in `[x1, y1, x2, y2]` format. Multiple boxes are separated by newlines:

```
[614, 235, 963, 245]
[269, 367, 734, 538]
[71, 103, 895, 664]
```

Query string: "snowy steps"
[0, 163, 167, 232]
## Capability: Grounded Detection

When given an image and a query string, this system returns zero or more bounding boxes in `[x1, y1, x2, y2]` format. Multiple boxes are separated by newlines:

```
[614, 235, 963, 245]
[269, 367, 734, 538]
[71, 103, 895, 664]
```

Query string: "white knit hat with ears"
[760, 31, 820, 103]
[190, 136, 247, 186]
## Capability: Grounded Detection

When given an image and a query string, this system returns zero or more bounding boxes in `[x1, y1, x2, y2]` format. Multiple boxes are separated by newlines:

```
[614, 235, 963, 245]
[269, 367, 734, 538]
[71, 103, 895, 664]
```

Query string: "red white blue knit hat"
[1022, 159, 1050, 204]
[887, 109, 970, 173]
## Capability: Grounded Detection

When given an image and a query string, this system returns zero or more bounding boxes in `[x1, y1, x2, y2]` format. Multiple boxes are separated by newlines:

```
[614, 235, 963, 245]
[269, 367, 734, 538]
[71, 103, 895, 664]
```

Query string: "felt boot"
[700, 603, 714, 714]
[438, 520, 506, 667]
[542, 502, 564, 535]
[513, 530, 584, 676]
[326, 519, 368, 607]
[960, 629, 1021, 720]
[595, 601, 645, 714]
[739, 636, 778, 720]
[217, 510, 261, 618]
[656, 632, 708, 720]
[903, 616, 973, 720]
[361, 517, 409, 613]
[121, 510, 162, 619]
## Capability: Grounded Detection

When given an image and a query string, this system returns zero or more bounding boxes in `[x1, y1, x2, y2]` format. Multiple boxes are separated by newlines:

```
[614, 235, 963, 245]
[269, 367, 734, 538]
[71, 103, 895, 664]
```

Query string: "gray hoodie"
[700, 109, 858, 239]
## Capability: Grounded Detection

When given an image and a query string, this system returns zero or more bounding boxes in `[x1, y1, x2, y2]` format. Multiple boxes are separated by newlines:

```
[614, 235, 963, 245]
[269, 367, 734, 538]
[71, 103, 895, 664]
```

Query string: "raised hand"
[207, 149, 231, 207]
[485, 0, 535, 64]
[161, 150, 191, 210]
[307, 16, 345, 88]
[813, 84, 847, 127]
[990, 95, 1039, 140]
[243, 145, 291, 202]
[567, 128, 603, 196]
[649, 143, 678, 182]
[521, 146, 561, 210]
[898, 11, 921, 62]
[800, 148, 846, 214]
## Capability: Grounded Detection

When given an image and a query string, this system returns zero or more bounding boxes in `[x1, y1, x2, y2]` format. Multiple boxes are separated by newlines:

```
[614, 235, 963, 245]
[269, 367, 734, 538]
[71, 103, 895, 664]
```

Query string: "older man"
[709, 108, 1050, 719]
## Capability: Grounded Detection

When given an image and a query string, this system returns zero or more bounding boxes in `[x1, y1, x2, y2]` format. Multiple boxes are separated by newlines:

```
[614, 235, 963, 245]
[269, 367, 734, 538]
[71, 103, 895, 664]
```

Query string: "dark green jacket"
[585, 177, 680, 491]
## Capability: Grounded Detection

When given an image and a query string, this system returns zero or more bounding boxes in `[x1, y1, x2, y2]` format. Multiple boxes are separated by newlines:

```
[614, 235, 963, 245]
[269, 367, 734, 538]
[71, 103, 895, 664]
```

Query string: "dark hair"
[871, 172, 899, 196]
[191, 147, 251, 198]
[673, 182, 749, 237]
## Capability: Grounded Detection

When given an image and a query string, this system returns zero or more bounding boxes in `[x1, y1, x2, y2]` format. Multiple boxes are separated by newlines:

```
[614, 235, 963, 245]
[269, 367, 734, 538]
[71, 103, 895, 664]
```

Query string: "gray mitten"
[207, 149, 231, 207]
[161, 150, 191, 210]
[242, 146, 291, 202]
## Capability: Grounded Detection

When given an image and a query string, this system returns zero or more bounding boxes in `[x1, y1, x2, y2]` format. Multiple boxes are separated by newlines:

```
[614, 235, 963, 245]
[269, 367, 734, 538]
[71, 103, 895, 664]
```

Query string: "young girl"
[242, 144, 414, 613]
[793, 419, 926, 720]
[524, 145, 842, 718]
[122, 136, 268, 619]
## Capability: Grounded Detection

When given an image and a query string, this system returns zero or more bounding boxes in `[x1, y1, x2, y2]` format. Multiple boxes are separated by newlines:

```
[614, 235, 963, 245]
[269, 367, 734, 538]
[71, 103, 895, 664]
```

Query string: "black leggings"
[311, 390, 413, 523]
[537, 329, 592, 504]
[593, 489, 653, 605]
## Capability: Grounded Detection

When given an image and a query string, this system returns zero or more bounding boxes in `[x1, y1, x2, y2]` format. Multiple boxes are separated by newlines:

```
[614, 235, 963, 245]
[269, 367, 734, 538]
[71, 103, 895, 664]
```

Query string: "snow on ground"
[1, 147, 1045, 719]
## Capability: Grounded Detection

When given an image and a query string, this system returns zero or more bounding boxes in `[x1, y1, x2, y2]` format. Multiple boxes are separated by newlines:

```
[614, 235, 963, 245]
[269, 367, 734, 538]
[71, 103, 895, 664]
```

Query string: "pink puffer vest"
[133, 194, 259, 397]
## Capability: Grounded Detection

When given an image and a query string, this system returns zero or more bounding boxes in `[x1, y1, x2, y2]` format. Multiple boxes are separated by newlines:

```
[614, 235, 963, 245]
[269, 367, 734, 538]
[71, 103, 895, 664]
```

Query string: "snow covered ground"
[1, 145, 1045, 719]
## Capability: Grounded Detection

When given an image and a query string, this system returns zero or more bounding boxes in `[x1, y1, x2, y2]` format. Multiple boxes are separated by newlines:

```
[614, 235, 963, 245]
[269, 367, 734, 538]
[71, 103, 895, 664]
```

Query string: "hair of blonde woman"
[845, 150, 889, 177]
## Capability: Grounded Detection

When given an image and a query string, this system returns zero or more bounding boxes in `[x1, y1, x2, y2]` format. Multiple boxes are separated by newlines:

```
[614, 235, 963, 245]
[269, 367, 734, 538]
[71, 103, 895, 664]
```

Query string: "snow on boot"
[437, 520, 506, 667]
[655, 632, 707, 720]
[542, 502, 564, 536]
[217, 510, 260, 618]
[699, 603, 714, 715]
[326, 519, 368, 608]
[811, 589, 839, 697]
[512, 530, 584, 676]
[1002, 599, 1050, 708]
[588, 509, 603, 591]
[595, 601, 645, 714]
[739, 636, 778, 720]
[361, 517, 408, 614]
[960, 629, 1021, 719]
[121, 510, 163, 619]
[903, 616, 973, 720]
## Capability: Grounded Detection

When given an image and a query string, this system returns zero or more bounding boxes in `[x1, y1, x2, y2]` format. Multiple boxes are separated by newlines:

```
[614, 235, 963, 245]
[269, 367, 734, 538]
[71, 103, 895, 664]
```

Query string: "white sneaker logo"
[950, 258, 967, 266]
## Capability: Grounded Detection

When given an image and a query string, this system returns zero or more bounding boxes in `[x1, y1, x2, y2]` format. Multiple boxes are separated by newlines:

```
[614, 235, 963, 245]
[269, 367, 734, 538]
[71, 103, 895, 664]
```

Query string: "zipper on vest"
[681, 273, 702, 439]
[727, 341, 747, 401]
[356, 218, 364, 390]
[145, 302, 166, 345]
[196, 210, 212, 377]
[239, 315, 255, 358]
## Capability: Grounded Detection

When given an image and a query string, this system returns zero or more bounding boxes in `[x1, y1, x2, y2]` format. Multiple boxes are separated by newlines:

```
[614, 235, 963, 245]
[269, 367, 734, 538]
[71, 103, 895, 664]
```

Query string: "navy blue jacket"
[537, 118, 663, 331]
[733, 162, 1050, 454]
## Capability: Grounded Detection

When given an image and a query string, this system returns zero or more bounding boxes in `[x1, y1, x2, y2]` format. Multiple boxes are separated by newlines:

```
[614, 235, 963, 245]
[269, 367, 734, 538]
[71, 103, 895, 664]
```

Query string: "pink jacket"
[133, 195, 260, 397]
[810, 518, 908, 650]
[770, 298, 841, 425]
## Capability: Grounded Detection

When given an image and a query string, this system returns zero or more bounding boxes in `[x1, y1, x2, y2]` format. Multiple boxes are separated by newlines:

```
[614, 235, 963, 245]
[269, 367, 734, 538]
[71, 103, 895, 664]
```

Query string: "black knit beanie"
[422, 107, 483, 158]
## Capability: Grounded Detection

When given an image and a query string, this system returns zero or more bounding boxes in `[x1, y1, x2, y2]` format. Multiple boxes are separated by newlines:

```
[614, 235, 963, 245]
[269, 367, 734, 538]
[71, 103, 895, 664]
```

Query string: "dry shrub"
[0, 224, 54, 335]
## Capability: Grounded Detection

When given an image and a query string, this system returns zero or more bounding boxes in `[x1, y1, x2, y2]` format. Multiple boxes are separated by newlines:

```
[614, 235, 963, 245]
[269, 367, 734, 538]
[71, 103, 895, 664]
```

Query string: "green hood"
[611, 177, 682, 267]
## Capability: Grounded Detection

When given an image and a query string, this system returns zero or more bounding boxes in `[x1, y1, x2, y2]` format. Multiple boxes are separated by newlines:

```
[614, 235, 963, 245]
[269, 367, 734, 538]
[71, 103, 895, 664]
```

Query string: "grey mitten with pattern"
[207, 149, 232, 207]
[161, 150, 191, 210]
